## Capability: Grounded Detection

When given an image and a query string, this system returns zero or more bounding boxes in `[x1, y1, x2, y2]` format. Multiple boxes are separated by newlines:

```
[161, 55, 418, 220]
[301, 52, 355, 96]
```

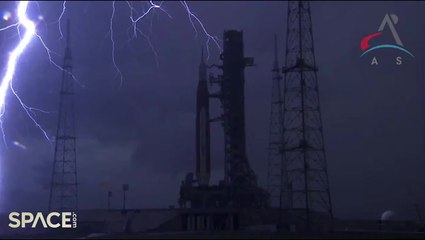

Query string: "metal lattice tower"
[48, 19, 78, 211]
[270, 1, 333, 227]
[267, 35, 292, 210]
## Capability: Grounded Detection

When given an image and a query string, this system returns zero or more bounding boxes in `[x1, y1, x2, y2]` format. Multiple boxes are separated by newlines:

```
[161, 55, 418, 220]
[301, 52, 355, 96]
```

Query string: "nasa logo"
[8, 212, 77, 229]
[360, 13, 414, 65]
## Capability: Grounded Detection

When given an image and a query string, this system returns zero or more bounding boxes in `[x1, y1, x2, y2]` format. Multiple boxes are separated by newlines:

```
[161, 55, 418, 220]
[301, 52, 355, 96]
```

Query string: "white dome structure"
[381, 210, 396, 221]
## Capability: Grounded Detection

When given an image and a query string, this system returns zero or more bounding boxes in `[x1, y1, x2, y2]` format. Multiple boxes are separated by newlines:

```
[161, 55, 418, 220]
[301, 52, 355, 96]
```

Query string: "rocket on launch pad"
[195, 50, 211, 186]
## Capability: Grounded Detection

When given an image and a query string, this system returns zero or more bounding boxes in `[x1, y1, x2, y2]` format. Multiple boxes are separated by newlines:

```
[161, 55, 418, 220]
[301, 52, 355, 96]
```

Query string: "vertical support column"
[181, 214, 188, 231]
[188, 215, 194, 231]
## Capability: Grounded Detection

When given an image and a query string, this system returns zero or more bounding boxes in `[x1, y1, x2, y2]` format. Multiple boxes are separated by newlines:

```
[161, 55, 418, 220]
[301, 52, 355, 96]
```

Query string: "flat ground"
[2, 231, 425, 239]
[105, 231, 425, 239]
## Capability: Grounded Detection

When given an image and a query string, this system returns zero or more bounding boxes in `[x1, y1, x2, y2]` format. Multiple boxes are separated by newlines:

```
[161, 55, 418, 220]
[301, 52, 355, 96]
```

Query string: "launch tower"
[48, 20, 78, 211]
[267, 1, 333, 230]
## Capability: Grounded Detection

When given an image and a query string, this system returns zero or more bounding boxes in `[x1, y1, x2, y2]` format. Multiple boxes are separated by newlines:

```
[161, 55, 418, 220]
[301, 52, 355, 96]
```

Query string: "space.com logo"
[8, 212, 77, 229]
[360, 13, 414, 65]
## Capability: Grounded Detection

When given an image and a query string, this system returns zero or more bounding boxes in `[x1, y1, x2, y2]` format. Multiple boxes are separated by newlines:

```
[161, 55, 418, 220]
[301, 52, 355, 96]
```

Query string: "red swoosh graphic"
[361, 32, 382, 51]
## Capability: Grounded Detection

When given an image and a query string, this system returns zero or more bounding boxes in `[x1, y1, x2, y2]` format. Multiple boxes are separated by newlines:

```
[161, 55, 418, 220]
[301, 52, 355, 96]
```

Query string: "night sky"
[0, 1, 424, 221]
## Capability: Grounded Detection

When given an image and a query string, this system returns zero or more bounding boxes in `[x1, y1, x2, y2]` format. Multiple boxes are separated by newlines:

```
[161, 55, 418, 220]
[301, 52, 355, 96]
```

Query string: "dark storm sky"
[0, 1, 424, 221]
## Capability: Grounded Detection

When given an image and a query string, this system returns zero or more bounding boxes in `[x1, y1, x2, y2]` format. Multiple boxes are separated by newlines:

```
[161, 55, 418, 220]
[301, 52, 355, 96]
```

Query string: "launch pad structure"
[179, 1, 334, 232]
[178, 30, 269, 231]
[38, 0, 337, 234]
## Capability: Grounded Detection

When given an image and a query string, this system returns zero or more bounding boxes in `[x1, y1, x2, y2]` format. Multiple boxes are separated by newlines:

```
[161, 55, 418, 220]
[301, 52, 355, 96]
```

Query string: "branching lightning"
[123, 1, 170, 67]
[0, 1, 80, 145]
[0, 2, 34, 117]
[0, 1, 221, 146]
[0, 1, 53, 144]
[128, 1, 171, 39]
[0, 0, 223, 213]
[180, 1, 221, 60]
[108, 0, 222, 86]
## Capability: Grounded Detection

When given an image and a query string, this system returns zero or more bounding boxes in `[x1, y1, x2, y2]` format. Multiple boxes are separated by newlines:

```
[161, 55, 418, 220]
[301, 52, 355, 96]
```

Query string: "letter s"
[8, 212, 20, 228]
[396, 56, 402, 65]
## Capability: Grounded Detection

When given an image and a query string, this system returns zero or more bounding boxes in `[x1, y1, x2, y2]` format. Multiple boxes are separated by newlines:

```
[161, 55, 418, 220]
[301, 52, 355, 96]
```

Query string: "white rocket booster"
[195, 50, 211, 186]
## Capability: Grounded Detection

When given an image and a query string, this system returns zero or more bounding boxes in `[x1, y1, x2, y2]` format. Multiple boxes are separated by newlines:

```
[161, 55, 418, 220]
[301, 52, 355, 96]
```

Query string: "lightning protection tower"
[48, 19, 78, 211]
[267, 35, 292, 210]
[269, 1, 333, 230]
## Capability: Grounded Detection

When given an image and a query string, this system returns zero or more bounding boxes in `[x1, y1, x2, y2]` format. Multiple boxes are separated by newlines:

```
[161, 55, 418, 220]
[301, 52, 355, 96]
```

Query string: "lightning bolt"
[1, 0, 91, 147]
[0, 0, 221, 146]
[108, 1, 222, 87]
[0, 1, 80, 146]
[57, 0, 67, 40]
[123, 1, 170, 67]
[0, 0, 223, 213]
[0, 2, 35, 118]
[0, 1, 221, 146]
[0, 1, 53, 145]
[180, 1, 221, 60]
[109, 1, 124, 88]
